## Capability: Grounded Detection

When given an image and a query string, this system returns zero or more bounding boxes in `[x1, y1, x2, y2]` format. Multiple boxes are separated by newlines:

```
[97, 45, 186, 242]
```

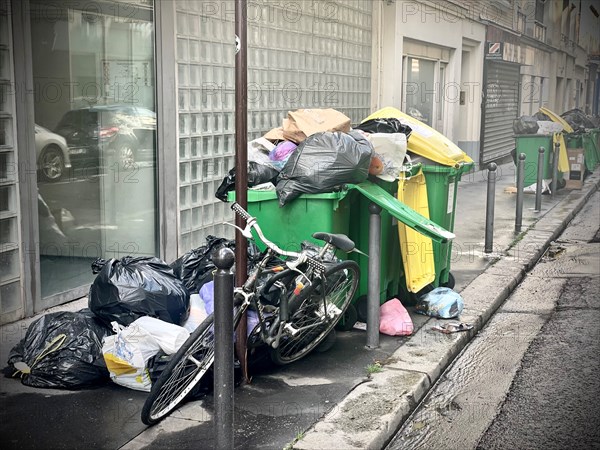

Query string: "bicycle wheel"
[141, 314, 215, 425]
[270, 260, 359, 365]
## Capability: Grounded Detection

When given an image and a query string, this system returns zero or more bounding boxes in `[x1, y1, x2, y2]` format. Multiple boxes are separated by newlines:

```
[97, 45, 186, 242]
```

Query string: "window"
[30, 0, 158, 299]
[402, 56, 447, 132]
[535, 0, 545, 24]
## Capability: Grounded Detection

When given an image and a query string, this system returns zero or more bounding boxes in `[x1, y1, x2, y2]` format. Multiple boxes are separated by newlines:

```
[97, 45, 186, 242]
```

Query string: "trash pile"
[560, 108, 600, 132]
[216, 108, 413, 206]
[513, 112, 564, 135]
[512, 107, 600, 193]
[5, 107, 473, 391]
[4, 236, 259, 392]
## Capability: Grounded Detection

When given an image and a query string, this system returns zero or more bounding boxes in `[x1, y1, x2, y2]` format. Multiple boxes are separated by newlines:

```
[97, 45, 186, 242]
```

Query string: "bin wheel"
[336, 303, 358, 332]
[441, 272, 456, 289]
[405, 283, 435, 306]
[558, 178, 567, 189]
[355, 295, 368, 323]
[315, 329, 337, 353]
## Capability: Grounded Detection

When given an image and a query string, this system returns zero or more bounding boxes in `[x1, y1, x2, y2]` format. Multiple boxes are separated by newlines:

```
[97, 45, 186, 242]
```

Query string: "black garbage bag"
[513, 116, 539, 135]
[561, 108, 596, 131]
[6, 309, 112, 389]
[276, 131, 373, 206]
[354, 118, 412, 138]
[89, 256, 190, 327]
[171, 236, 231, 293]
[171, 236, 263, 293]
[215, 162, 280, 202]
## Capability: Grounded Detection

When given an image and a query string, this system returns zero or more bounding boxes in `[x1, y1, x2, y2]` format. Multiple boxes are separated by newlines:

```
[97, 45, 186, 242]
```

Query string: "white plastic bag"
[102, 321, 161, 392]
[133, 316, 190, 355]
[365, 133, 407, 181]
[182, 294, 209, 332]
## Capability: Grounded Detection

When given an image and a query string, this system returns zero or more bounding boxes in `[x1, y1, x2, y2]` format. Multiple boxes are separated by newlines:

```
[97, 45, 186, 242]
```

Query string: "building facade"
[1, 0, 599, 323]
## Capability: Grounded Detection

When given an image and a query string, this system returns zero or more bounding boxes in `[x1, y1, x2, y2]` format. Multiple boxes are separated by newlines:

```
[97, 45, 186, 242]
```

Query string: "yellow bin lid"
[539, 107, 574, 133]
[362, 107, 473, 168]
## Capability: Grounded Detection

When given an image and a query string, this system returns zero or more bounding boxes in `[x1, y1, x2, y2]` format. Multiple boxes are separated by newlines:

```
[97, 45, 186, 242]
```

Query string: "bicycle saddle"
[312, 232, 355, 252]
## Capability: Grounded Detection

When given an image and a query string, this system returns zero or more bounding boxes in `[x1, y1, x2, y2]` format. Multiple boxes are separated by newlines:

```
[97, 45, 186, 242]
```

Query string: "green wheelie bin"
[419, 162, 473, 289]
[514, 134, 564, 186]
[565, 132, 598, 172]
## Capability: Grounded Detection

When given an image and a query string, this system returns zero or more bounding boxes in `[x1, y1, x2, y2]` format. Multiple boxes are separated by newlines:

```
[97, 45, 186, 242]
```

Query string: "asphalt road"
[387, 193, 600, 450]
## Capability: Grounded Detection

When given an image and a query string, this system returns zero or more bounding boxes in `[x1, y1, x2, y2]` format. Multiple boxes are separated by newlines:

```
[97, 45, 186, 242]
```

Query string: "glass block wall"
[0, 0, 23, 322]
[175, 0, 373, 252]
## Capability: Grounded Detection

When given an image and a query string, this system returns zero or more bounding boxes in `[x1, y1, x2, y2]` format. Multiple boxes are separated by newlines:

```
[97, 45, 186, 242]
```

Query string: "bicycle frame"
[230, 240, 338, 352]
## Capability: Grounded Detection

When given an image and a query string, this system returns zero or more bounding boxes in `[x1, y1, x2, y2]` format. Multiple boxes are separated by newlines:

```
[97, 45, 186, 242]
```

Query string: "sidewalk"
[1, 163, 598, 450]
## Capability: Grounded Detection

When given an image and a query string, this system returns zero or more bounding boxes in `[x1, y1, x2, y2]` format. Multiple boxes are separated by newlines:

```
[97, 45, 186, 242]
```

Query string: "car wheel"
[39, 145, 65, 182]
[118, 143, 136, 169]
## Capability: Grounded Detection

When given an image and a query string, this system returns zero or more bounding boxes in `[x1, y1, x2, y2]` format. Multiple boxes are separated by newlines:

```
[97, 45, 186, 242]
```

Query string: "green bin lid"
[348, 181, 455, 244]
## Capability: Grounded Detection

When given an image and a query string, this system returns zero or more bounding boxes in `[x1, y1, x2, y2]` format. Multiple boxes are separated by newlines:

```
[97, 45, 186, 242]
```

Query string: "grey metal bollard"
[213, 247, 235, 450]
[535, 146, 545, 212]
[484, 163, 497, 254]
[515, 153, 526, 233]
[551, 141, 560, 198]
[366, 202, 382, 350]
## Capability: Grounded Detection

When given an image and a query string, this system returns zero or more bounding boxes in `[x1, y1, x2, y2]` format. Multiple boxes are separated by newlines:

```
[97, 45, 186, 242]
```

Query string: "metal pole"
[535, 146, 545, 212]
[234, 0, 249, 381]
[213, 247, 235, 450]
[366, 203, 382, 349]
[551, 141, 560, 198]
[484, 163, 497, 254]
[515, 153, 526, 233]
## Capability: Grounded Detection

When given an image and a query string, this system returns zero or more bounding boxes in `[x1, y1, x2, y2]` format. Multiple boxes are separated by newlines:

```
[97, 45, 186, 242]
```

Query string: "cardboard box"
[566, 148, 585, 189]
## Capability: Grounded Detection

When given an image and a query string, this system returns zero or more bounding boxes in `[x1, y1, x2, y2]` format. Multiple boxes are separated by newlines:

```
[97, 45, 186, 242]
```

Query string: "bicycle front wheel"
[141, 314, 215, 426]
[271, 260, 359, 365]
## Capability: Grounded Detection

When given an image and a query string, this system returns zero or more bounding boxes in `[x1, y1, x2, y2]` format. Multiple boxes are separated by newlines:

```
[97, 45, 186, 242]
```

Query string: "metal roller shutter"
[482, 62, 520, 164]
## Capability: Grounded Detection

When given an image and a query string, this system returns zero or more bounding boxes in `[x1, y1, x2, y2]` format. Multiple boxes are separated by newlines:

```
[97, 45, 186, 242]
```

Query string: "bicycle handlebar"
[231, 202, 304, 260]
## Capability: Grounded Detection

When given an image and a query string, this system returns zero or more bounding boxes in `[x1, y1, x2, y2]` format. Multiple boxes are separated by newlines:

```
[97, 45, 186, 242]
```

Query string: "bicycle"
[141, 202, 360, 425]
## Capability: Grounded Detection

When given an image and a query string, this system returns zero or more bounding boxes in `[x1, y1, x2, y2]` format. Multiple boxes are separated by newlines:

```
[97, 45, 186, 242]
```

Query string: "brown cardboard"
[565, 148, 584, 189]
[284, 109, 351, 143]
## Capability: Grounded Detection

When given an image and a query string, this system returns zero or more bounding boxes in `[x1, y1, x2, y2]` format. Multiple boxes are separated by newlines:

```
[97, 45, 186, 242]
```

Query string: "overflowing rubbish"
[363, 132, 408, 182]
[354, 117, 412, 136]
[513, 115, 540, 135]
[276, 130, 372, 206]
[268, 141, 298, 170]
[102, 317, 189, 392]
[7, 310, 112, 389]
[561, 109, 600, 130]
[215, 162, 280, 202]
[181, 293, 209, 332]
[431, 321, 473, 334]
[415, 287, 464, 319]
[89, 256, 190, 327]
[102, 321, 161, 391]
[379, 299, 413, 336]
[132, 317, 190, 355]
[170, 235, 233, 292]
[264, 108, 351, 143]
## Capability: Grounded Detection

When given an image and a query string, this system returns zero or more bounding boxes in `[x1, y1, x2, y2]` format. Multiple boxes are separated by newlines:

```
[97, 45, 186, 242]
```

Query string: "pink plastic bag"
[380, 299, 414, 336]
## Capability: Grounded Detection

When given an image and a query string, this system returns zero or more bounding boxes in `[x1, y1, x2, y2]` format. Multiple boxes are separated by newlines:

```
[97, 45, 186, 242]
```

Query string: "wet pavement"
[1, 163, 598, 449]
[387, 193, 600, 450]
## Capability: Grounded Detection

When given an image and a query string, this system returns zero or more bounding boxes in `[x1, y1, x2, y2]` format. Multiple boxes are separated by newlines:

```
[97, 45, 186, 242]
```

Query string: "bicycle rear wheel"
[270, 260, 359, 365]
[141, 314, 215, 425]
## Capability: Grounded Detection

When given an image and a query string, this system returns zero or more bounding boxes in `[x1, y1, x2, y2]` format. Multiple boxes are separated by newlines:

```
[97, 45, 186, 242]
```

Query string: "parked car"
[35, 124, 71, 182]
[54, 105, 157, 169]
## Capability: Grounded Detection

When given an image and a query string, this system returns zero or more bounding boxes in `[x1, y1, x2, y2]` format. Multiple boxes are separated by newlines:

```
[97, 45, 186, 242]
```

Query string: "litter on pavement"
[431, 322, 474, 334]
